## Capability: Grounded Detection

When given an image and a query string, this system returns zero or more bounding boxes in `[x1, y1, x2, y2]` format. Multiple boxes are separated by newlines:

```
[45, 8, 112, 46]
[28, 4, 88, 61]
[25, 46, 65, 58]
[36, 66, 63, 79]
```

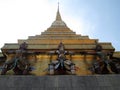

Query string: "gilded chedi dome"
[50, 6, 67, 28]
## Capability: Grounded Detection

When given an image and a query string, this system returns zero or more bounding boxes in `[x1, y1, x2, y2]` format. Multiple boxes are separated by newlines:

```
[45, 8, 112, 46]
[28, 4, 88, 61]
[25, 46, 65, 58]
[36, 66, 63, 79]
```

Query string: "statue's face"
[96, 45, 102, 51]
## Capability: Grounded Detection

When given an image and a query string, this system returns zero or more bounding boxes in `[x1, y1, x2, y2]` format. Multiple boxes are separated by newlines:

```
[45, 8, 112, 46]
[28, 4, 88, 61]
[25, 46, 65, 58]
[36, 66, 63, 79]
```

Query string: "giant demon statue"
[82, 44, 120, 74]
[48, 42, 75, 75]
[1, 42, 31, 75]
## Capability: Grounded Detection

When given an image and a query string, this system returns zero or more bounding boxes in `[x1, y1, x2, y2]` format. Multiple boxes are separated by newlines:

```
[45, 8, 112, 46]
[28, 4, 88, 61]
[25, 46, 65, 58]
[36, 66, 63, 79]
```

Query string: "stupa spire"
[50, 2, 67, 28]
[56, 2, 62, 21]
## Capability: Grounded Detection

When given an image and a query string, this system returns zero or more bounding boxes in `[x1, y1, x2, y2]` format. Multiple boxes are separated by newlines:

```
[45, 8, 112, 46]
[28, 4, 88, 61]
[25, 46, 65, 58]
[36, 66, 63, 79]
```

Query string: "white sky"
[0, 0, 120, 51]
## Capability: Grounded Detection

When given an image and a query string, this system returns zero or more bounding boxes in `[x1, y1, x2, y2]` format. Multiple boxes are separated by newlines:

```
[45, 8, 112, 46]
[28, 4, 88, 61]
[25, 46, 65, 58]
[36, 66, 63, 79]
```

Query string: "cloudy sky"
[0, 0, 120, 51]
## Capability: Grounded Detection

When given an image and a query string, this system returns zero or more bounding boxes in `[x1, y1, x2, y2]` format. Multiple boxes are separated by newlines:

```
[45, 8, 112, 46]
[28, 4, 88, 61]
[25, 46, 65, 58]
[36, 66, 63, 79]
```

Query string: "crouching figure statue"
[48, 42, 75, 75]
[1, 42, 31, 75]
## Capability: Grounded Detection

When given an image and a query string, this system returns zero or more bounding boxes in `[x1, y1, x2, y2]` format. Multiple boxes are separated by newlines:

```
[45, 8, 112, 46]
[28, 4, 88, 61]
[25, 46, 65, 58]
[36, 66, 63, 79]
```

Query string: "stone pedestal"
[0, 75, 120, 90]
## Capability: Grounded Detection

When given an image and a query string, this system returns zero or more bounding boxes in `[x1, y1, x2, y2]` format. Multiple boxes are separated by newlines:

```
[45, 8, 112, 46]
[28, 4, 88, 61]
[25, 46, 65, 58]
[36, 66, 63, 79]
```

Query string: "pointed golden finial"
[56, 2, 62, 21]
[58, 2, 59, 11]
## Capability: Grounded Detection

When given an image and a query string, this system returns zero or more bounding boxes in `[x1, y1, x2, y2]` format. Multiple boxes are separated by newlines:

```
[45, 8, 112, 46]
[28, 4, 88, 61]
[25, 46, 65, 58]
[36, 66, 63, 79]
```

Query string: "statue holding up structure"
[1, 42, 30, 75]
[81, 44, 115, 74]
[93, 44, 120, 74]
[93, 44, 111, 74]
[48, 42, 75, 75]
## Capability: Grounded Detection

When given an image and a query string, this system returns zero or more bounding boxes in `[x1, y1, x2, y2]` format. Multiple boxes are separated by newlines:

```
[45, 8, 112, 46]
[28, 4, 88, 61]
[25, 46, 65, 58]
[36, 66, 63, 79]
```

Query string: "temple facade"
[1, 6, 120, 76]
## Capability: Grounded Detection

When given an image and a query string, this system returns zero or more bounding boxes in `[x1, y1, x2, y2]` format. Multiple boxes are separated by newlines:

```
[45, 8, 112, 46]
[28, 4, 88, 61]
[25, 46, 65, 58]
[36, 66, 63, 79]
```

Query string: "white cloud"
[0, 0, 57, 49]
